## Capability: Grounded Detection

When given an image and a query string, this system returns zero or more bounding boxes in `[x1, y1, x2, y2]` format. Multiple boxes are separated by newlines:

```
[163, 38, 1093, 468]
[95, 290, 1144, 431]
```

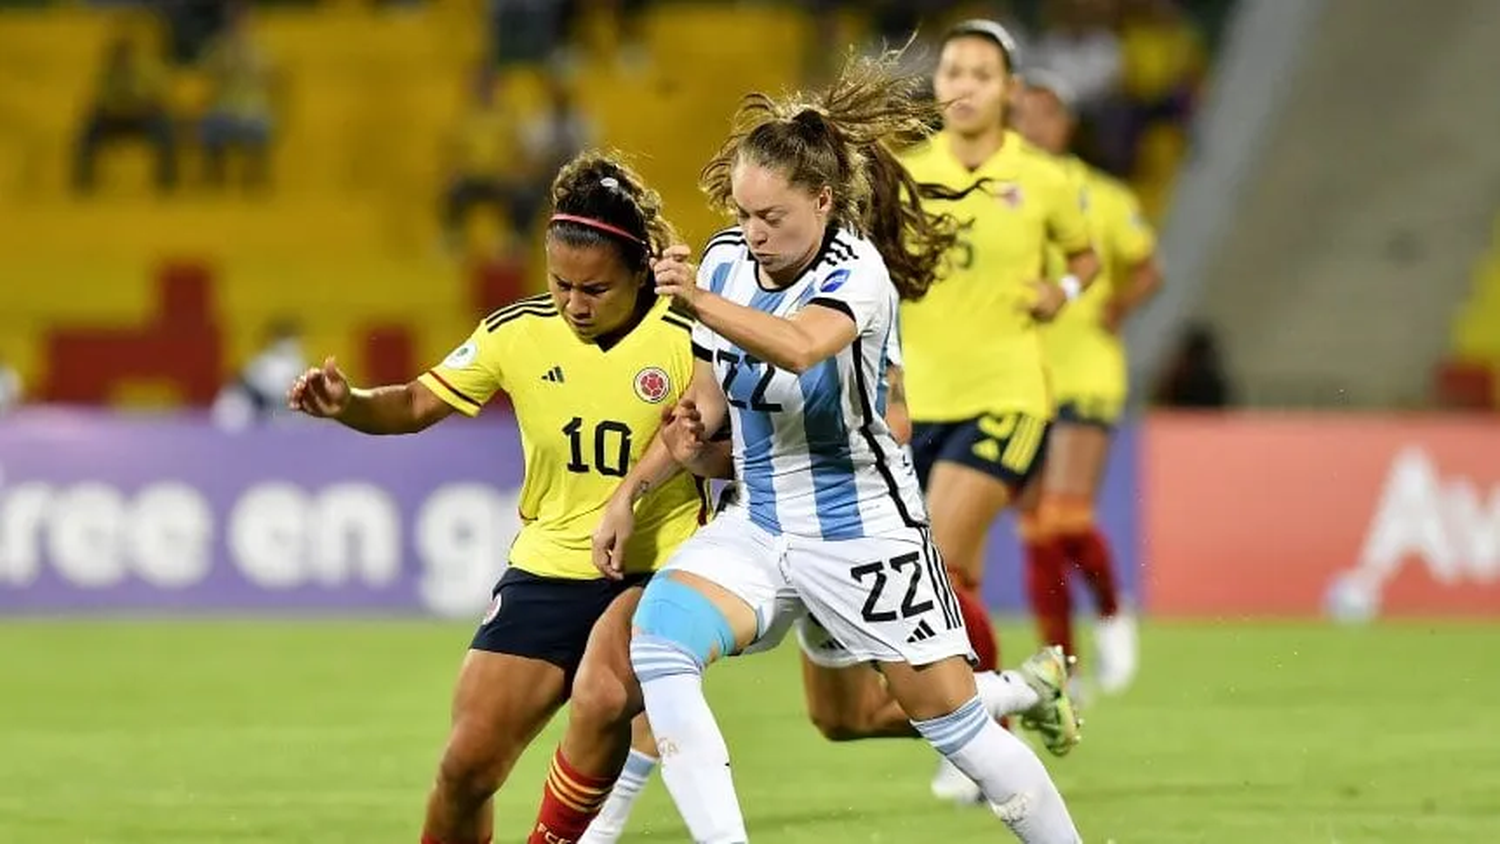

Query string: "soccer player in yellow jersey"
[897, 20, 1100, 804]
[285, 153, 709, 844]
[1015, 71, 1163, 696]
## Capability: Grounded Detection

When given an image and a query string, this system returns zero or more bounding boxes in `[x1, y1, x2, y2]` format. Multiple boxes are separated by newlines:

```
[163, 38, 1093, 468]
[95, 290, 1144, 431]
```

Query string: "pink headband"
[549, 214, 646, 246]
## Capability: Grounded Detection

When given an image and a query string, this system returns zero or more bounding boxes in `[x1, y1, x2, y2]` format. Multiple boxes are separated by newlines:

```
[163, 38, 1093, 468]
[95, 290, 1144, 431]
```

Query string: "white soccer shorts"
[663, 508, 972, 666]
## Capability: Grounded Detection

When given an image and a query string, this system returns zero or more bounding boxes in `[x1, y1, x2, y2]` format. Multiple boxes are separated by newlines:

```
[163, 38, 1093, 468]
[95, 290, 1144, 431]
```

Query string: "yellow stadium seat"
[1450, 215, 1500, 361]
[0, 3, 828, 402]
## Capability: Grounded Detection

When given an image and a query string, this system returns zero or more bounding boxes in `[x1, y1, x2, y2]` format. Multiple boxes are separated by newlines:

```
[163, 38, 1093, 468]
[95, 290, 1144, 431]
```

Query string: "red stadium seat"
[1432, 358, 1496, 410]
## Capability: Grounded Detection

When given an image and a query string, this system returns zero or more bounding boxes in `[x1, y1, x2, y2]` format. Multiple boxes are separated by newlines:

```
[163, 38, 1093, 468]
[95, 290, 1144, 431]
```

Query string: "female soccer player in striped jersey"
[895, 19, 1102, 803]
[1014, 71, 1163, 695]
[590, 50, 1084, 844]
[576, 335, 1077, 844]
[286, 153, 710, 844]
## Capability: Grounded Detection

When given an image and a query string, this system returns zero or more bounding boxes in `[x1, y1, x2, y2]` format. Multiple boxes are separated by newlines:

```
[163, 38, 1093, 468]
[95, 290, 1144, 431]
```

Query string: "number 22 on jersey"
[717, 349, 783, 413]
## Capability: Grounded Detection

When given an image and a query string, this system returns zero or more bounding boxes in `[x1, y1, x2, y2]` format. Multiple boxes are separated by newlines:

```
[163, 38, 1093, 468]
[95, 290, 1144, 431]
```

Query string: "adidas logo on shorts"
[906, 619, 937, 644]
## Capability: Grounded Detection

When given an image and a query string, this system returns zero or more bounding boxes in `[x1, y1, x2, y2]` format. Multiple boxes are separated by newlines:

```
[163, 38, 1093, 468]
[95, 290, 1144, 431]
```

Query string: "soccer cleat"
[1094, 611, 1139, 695]
[1016, 645, 1083, 757]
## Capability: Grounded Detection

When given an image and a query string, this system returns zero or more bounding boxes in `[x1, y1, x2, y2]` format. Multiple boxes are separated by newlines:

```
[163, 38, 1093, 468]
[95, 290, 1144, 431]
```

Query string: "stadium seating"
[0, 2, 1196, 408]
[0, 3, 805, 406]
[1443, 213, 1500, 408]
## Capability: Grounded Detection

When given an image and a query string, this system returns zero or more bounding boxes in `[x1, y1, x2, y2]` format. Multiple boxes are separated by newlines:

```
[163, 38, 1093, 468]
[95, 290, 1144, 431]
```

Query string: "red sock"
[527, 749, 616, 844]
[1025, 537, 1074, 658]
[952, 583, 999, 672]
[1065, 526, 1121, 618]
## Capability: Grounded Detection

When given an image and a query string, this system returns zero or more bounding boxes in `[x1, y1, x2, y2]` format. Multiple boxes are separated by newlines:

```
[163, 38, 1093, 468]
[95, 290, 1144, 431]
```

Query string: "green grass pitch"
[1, 619, 1494, 843]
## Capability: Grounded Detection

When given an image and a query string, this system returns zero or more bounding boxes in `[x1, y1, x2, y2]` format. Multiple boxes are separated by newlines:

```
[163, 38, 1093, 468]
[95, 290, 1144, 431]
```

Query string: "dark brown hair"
[548, 151, 678, 273]
[699, 48, 958, 302]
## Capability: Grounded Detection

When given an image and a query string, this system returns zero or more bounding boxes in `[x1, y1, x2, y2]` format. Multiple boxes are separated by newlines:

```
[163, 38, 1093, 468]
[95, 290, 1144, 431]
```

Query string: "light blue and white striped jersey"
[691, 225, 927, 540]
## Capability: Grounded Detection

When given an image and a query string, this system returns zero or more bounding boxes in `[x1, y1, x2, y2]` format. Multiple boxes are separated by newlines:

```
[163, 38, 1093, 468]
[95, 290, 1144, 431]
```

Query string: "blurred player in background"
[1014, 70, 1162, 695]
[211, 318, 307, 431]
[287, 152, 708, 844]
[0, 354, 21, 415]
[897, 20, 1100, 802]
[590, 49, 1083, 844]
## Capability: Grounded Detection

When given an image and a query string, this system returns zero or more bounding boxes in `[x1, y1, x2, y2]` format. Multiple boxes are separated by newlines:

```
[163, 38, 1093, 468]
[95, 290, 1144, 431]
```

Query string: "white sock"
[630, 634, 748, 844]
[976, 670, 1042, 718]
[912, 697, 1081, 844]
[579, 748, 657, 844]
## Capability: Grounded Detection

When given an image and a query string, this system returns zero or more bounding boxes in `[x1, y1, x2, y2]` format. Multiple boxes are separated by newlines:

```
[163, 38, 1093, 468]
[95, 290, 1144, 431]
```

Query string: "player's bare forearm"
[685, 439, 735, 480]
[618, 434, 688, 506]
[692, 292, 854, 374]
[337, 382, 450, 435]
[1111, 255, 1163, 319]
[1065, 248, 1102, 289]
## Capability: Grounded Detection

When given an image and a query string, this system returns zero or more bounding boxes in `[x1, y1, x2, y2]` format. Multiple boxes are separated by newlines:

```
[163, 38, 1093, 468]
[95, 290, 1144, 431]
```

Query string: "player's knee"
[1017, 507, 1052, 543]
[569, 664, 636, 731]
[1038, 494, 1092, 537]
[630, 577, 737, 677]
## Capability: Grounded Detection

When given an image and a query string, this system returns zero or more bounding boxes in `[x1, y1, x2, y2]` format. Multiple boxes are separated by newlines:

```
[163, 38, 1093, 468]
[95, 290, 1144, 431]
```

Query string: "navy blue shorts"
[471, 567, 651, 679]
[1055, 397, 1120, 432]
[910, 412, 1052, 492]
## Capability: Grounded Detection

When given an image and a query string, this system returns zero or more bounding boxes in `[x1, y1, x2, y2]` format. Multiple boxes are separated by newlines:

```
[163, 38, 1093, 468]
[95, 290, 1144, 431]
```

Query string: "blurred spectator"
[806, 0, 966, 85]
[72, 26, 178, 195]
[211, 319, 307, 431]
[1029, 0, 1136, 174]
[1156, 322, 1234, 408]
[1028, 0, 1122, 107]
[0, 357, 20, 416]
[197, 2, 278, 190]
[158, 0, 232, 66]
[520, 73, 593, 191]
[490, 0, 569, 68]
[439, 69, 592, 257]
[1115, 0, 1205, 172]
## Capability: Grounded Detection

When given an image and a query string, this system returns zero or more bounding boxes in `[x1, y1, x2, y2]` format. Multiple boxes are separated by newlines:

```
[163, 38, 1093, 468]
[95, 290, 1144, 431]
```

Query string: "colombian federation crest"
[481, 591, 503, 625]
[993, 181, 1024, 209]
[634, 366, 671, 404]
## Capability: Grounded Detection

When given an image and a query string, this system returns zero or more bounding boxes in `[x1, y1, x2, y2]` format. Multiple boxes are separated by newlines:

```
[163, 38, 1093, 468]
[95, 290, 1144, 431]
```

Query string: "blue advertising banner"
[0, 410, 1139, 616]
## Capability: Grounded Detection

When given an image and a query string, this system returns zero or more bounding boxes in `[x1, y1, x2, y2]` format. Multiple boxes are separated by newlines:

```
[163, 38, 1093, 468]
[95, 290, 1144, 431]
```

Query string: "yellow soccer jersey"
[1043, 157, 1157, 411]
[899, 130, 1092, 422]
[418, 294, 707, 580]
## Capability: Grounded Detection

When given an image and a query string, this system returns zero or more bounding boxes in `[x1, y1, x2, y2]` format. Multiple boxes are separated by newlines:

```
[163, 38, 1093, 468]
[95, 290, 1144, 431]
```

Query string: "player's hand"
[660, 399, 708, 464]
[592, 496, 637, 581]
[1026, 280, 1068, 322]
[287, 357, 351, 418]
[652, 245, 700, 312]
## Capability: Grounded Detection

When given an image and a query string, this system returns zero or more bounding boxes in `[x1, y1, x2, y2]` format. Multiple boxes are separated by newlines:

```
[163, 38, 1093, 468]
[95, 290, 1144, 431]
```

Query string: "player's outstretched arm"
[287, 357, 455, 435]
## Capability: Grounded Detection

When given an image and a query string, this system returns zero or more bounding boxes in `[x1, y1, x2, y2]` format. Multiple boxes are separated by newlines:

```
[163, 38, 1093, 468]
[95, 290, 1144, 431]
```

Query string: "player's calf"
[528, 588, 647, 844]
[885, 657, 1082, 843]
[423, 724, 523, 844]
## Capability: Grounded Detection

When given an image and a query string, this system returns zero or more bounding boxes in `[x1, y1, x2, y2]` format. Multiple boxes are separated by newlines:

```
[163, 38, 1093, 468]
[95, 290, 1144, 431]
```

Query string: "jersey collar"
[938, 129, 1025, 180]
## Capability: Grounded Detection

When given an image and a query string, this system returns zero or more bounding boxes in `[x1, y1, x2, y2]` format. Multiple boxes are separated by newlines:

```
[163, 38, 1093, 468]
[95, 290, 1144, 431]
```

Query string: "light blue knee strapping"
[632, 576, 737, 669]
